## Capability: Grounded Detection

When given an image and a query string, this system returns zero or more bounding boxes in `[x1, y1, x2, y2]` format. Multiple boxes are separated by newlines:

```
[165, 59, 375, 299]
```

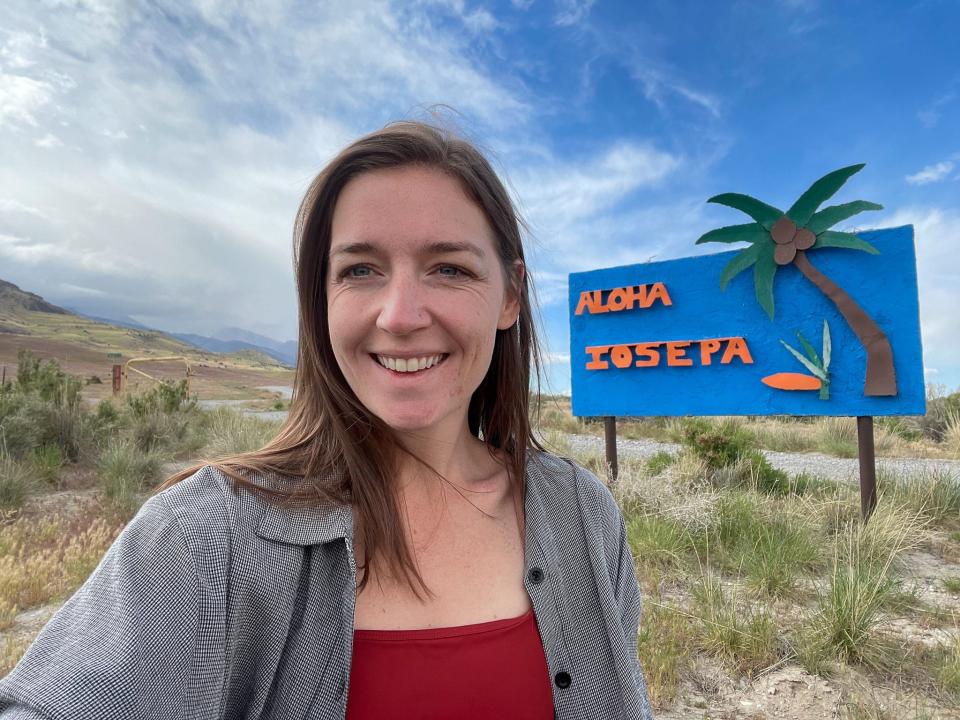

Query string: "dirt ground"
[0, 334, 294, 401]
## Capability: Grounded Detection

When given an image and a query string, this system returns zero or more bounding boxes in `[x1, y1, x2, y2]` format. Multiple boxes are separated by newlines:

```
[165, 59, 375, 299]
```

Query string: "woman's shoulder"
[528, 449, 622, 524]
[149, 464, 279, 549]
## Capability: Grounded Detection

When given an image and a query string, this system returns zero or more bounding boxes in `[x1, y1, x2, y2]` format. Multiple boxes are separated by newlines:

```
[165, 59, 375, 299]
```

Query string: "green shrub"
[95, 399, 121, 426]
[645, 451, 675, 476]
[30, 444, 63, 486]
[679, 418, 754, 469]
[0, 395, 90, 462]
[0, 452, 35, 511]
[14, 350, 83, 409]
[125, 380, 196, 418]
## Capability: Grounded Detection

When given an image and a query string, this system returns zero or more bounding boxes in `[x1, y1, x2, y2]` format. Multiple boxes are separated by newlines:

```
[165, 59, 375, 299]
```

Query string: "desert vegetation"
[1, 354, 959, 716]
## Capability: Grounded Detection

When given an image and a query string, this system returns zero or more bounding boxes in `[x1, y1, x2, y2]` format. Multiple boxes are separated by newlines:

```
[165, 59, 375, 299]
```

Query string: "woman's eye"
[437, 265, 468, 278]
[343, 265, 372, 279]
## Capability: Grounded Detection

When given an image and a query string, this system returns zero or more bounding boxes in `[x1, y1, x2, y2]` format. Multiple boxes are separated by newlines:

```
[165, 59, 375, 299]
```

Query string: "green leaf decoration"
[813, 230, 880, 254]
[786, 164, 866, 227]
[796, 330, 821, 366]
[806, 200, 883, 234]
[781, 340, 828, 381]
[707, 193, 784, 230]
[822, 320, 831, 373]
[719, 243, 761, 290]
[753, 247, 777, 319]
[696, 223, 770, 245]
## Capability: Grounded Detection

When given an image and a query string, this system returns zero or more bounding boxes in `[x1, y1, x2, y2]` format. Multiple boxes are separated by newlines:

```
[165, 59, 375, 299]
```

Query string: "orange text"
[575, 282, 672, 315]
[584, 337, 753, 370]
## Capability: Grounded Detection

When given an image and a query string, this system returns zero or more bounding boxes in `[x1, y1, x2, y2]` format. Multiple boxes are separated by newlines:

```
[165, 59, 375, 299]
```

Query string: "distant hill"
[172, 332, 296, 367]
[0, 277, 288, 372]
[60, 305, 297, 368]
[0, 279, 70, 316]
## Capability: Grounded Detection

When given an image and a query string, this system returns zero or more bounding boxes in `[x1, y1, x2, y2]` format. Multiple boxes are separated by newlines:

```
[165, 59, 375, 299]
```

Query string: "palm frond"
[796, 330, 821, 366]
[786, 164, 866, 227]
[781, 340, 828, 381]
[696, 223, 770, 245]
[753, 248, 777, 320]
[707, 193, 783, 230]
[806, 200, 883, 234]
[813, 230, 880, 254]
[719, 243, 762, 290]
[822, 320, 831, 373]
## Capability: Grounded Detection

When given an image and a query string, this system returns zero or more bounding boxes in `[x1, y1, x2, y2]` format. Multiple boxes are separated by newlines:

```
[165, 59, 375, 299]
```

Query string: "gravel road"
[554, 432, 960, 481]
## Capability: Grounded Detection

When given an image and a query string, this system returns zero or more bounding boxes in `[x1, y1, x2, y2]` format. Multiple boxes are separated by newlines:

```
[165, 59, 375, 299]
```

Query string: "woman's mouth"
[373, 353, 449, 374]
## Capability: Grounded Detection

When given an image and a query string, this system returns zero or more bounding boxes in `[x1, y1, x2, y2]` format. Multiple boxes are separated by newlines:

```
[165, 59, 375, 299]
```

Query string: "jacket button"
[527, 567, 545, 584]
[554, 671, 571, 688]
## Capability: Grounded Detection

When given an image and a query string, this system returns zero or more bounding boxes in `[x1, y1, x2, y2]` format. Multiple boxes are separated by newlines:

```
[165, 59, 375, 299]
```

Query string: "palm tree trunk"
[793, 250, 897, 397]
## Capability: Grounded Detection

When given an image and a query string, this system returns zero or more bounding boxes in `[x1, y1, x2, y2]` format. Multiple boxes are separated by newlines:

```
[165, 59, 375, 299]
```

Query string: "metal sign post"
[857, 416, 878, 519]
[604, 417, 618, 485]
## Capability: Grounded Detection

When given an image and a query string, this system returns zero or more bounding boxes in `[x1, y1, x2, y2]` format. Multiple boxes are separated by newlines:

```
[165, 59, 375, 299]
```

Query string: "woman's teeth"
[375, 354, 446, 373]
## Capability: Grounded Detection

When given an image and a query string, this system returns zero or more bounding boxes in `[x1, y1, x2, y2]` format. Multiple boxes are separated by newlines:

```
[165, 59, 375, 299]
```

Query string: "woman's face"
[326, 165, 520, 438]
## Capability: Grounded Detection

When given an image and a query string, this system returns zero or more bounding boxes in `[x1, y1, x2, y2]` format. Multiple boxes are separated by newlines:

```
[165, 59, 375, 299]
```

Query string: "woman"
[0, 122, 653, 719]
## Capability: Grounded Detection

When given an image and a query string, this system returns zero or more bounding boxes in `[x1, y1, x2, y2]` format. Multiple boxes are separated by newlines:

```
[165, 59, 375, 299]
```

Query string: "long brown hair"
[161, 121, 543, 600]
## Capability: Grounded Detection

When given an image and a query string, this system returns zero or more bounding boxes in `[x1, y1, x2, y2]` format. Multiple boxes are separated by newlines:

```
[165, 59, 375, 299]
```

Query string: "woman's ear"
[497, 260, 525, 330]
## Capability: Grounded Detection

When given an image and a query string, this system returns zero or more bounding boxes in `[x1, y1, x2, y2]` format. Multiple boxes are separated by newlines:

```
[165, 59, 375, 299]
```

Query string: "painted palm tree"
[696, 164, 896, 397]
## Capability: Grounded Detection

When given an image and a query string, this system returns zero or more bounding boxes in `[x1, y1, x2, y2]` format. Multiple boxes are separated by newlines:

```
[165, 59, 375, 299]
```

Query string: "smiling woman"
[0, 122, 654, 719]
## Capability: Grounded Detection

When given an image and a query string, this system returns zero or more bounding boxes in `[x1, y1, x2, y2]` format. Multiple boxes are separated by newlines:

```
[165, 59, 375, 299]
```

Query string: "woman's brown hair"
[160, 120, 543, 600]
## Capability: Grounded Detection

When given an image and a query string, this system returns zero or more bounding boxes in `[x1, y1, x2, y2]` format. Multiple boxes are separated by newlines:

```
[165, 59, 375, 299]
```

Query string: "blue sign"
[569, 225, 925, 417]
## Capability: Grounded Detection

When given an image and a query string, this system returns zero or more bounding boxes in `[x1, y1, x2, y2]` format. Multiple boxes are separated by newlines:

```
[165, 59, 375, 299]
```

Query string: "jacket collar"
[257, 500, 353, 546]
[255, 451, 564, 567]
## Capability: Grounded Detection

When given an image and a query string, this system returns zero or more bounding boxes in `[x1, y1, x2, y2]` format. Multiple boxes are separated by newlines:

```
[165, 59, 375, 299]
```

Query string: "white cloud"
[882, 207, 960, 390]
[0, 198, 47, 217]
[515, 141, 679, 232]
[554, 0, 595, 26]
[905, 160, 955, 185]
[34, 132, 61, 147]
[917, 90, 956, 129]
[58, 282, 107, 297]
[631, 67, 721, 118]
[0, 72, 54, 127]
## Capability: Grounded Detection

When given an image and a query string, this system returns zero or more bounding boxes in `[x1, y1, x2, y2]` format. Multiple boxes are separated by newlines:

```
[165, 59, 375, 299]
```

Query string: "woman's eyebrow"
[330, 241, 378, 258]
[424, 241, 486, 259]
[330, 240, 486, 259]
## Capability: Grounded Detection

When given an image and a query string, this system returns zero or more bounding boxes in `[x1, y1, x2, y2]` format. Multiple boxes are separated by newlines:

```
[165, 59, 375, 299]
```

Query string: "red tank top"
[346, 607, 554, 719]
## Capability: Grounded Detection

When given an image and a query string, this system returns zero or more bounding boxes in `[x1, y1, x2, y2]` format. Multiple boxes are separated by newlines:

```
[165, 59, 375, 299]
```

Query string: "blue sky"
[1, 0, 958, 396]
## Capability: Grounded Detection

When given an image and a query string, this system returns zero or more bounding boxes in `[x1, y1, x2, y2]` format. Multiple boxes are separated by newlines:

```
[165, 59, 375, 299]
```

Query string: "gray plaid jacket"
[0, 451, 653, 719]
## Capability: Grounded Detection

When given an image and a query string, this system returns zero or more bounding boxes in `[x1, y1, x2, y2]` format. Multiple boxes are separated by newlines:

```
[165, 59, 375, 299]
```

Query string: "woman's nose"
[375, 275, 431, 335]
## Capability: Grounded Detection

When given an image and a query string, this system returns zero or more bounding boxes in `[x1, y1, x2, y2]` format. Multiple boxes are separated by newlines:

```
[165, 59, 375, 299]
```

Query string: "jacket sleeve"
[0, 493, 204, 719]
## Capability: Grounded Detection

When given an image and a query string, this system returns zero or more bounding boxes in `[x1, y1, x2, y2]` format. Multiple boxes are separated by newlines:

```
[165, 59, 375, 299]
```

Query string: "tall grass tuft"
[201, 407, 282, 457]
[636, 601, 693, 708]
[713, 493, 820, 597]
[97, 439, 163, 516]
[0, 452, 35, 511]
[690, 570, 780, 676]
[815, 417, 859, 458]
[809, 504, 925, 666]
[937, 630, 960, 697]
[880, 466, 960, 524]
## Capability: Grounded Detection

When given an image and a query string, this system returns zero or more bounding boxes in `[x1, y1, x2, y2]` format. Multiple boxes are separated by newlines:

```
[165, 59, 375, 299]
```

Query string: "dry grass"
[0, 506, 121, 614]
